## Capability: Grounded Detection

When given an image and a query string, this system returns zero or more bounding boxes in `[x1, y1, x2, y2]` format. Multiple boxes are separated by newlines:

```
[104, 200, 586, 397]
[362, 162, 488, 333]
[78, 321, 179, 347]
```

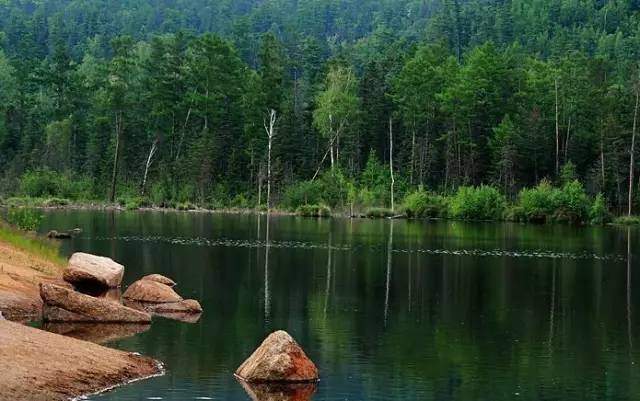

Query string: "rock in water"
[40, 284, 151, 323]
[122, 279, 183, 303]
[141, 274, 177, 287]
[63, 253, 124, 289]
[47, 230, 72, 239]
[235, 331, 319, 383]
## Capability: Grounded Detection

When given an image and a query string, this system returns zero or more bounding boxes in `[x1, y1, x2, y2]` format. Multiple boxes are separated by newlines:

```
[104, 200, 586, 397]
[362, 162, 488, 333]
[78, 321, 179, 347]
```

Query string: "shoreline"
[0, 235, 163, 400]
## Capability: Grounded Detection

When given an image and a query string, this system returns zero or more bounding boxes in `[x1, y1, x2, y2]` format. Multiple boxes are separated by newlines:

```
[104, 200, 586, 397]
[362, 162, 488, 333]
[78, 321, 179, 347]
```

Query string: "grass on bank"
[612, 215, 640, 225]
[0, 222, 66, 267]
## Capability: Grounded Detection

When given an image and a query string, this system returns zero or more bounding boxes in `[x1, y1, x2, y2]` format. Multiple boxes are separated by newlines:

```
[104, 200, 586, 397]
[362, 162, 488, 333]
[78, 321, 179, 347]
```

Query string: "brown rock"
[40, 283, 151, 323]
[122, 279, 182, 303]
[235, 331, 319, 383]
[63, 253, 124, 289]
[141, 274, 177, 287]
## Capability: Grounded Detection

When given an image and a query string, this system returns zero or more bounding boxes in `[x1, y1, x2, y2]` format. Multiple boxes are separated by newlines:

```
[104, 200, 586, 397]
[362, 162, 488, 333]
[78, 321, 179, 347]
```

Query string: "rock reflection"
[238, 380, 317, 401]
[43, 322, 150, 344]
[122, 300, 202, 323]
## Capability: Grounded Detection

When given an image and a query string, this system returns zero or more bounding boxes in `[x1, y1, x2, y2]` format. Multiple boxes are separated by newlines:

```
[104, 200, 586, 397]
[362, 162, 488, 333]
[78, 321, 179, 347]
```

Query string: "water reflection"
[34, 211, 640, 401]
[238, 380, 317, 401]
[43, 322, 150, 344]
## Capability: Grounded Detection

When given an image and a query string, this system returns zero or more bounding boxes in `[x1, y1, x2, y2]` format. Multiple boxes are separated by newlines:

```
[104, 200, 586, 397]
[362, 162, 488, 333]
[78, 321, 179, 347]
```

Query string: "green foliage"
[296, 204, 332, 217]
[449, 186, 507, 221]
[5, 208, 43, 231]
[20, 170, 92, 200]
[282, 170, 352, 210]
[516, 179, 591, 223]
[365, 207, 394, 218]
[613, 216, 640, 225]
[589, 194, 610, 225]
[516, 180, 558, 223]
[402, 190, 448, 218]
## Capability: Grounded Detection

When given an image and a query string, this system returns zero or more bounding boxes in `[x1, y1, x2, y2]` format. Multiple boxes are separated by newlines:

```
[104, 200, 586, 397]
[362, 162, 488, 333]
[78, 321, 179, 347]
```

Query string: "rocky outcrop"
[125, 298, 202, 313]
[141, 274, 176, 287]
[0, 320, 162, 401]
[122, 279, 182, 303]
[235, 331, 319, 383]
[63, 253, 124, 289]
[40, 283, 151, 323]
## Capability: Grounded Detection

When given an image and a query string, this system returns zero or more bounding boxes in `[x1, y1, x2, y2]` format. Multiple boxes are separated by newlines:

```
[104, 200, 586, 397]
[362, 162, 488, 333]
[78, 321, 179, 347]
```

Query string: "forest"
[1, 0, 640, 223]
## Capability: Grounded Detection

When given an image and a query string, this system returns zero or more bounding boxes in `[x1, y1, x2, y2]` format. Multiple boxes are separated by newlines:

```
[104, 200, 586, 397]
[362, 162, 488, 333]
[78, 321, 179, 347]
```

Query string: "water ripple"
[89, 235, 625, 261]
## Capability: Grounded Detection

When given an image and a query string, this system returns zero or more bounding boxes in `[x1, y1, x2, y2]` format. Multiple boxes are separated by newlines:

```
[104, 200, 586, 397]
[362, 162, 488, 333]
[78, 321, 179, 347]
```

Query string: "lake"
[38, 210, 640, 401]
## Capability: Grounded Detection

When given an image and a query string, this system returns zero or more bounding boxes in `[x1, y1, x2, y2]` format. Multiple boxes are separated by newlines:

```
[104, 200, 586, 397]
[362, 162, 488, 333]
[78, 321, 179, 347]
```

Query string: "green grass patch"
[0, 222, 65, 267]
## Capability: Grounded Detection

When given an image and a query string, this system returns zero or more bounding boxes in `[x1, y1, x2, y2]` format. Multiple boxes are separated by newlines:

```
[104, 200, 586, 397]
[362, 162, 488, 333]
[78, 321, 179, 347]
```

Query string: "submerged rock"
[122, 279, 183, 303]
[46, 230, 72, 239]
[141, 274, 177, 287]
[40, 283, 151, 323]
[238, 381, 317, 401]
[63, 253, 124, 289]
[235, 331, 319, 383]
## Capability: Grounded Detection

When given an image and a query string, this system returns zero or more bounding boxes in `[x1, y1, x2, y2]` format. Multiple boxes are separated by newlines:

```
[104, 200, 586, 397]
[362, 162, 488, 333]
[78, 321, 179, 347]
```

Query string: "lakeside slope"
[0, 236, 164, 400]
[0, 320, 161, 401]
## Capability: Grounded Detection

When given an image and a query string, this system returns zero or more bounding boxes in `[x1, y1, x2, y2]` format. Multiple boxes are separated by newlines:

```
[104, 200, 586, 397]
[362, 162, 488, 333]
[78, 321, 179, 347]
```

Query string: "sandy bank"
[0, 320, 162, 401]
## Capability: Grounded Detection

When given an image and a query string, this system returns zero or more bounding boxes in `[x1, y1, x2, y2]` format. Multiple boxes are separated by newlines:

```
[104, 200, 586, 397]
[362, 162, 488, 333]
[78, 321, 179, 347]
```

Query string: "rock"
[63, 253, 124, 289]
[122, 279, 182, 303]
[141, 274, 177, 287]
[124, 298, 202, 314]
[70, 228, 83, 235]
[0, 311, 4, 320]
[238, 381, 317, 401]
[235, 331, 319, 383]
[47, 230, 71, 239]
[40, 283, 151, 323]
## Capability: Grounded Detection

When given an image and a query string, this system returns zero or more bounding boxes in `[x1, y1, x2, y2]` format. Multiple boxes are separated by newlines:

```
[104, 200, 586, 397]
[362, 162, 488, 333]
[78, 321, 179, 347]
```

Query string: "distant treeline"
[1, 0, 640, 217]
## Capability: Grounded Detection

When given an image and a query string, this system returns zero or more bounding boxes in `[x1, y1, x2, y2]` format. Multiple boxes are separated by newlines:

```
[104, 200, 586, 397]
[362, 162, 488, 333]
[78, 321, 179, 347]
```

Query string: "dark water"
[37, 210, 640, 401]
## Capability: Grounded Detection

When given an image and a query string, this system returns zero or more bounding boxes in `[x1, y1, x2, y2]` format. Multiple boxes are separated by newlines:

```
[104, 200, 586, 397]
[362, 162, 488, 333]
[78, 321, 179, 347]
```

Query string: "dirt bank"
[0, 240, 66, 322]
[0, 320, 162, 401]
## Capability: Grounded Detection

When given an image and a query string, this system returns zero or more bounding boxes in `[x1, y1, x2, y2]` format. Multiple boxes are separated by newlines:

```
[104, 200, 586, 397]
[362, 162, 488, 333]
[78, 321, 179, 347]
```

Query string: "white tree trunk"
[628, 85, 639, 216]
[264, 109, 278, 211]
[389, 117, 395, 213]
[141, 137, 159, 196]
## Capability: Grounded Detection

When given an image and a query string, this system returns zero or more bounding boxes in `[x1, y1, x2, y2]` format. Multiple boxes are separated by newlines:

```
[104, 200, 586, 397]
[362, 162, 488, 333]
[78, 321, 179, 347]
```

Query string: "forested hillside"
[1, 0, 640, 220]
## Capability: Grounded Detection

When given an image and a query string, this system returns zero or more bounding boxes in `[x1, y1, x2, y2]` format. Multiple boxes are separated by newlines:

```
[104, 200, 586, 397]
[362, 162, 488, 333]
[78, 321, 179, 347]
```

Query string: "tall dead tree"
[141, 136, 159, 197]
[628, 83, 639, 216]
[555, 77, 560, 177]
[110, 111, 124, 203]
[389, 117, 395, 213]
[264, 109, 277, 210]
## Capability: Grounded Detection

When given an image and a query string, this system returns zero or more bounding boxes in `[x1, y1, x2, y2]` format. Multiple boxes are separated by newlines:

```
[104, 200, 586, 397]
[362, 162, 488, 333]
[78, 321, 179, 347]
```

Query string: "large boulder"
[40, 284, 151, 323]
[235, 331, 318, 383]
[141, 274, 176, 287]
[122, 279, 182, 303]
[63, 253, 124, 289]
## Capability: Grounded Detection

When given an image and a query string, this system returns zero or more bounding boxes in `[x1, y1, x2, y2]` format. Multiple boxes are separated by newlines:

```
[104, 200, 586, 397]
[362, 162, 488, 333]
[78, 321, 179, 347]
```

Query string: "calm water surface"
[38, 210, 640, 401]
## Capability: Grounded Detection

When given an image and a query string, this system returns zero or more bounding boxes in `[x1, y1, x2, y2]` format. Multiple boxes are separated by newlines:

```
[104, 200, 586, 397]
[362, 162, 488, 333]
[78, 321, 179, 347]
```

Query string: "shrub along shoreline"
[1, 168, 639, 226]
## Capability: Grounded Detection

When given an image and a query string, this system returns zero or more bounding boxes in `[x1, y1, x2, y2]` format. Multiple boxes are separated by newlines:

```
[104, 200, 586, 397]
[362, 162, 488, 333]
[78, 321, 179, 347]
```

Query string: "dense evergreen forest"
[1, 0, 640, 222]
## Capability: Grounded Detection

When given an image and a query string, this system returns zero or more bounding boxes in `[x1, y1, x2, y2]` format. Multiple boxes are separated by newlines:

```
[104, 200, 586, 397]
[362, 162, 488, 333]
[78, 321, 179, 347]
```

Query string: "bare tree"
[628, 83, 639, 216]
[389, 117, 395, 213]
[141, 136, 159, 196]
[555, 77, 560, 177]
[264, 109, 278, 210]
[110, 111, 124, 203]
